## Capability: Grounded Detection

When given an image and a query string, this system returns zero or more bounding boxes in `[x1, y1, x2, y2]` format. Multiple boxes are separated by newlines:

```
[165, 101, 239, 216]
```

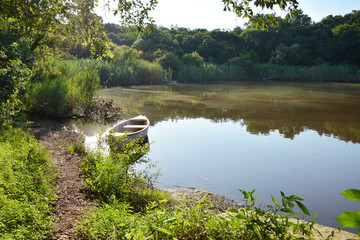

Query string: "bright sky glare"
[97, 0, 360, 30]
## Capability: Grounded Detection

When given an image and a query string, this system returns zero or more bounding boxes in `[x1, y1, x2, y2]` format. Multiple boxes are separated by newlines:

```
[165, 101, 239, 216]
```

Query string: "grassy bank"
[0, 126, 55, 239]
[75, 138, 319, 239]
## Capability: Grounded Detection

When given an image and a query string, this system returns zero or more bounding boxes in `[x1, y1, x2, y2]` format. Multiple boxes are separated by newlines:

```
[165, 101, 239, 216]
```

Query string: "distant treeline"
[69, 10, 360, 84]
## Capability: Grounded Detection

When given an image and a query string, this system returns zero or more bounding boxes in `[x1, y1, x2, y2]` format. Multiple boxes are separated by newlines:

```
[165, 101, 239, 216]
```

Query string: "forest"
[72, 10, 360, 84]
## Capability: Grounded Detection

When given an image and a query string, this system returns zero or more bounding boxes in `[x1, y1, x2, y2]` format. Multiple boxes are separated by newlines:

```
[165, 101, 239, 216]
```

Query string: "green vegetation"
[0, 126, 55, 239]
[335, 189, 360, 237]
[1, 0, 359, 238]
[27, 58, 100, 117]
[77, 138, 320, 239]
[96, 10, 360, 84]
[98, 59, 164, 86]
[81, 137, 168, 210]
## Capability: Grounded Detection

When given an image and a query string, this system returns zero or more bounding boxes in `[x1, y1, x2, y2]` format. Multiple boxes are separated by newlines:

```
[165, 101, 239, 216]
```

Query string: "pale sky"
[97, 0, 360, 30]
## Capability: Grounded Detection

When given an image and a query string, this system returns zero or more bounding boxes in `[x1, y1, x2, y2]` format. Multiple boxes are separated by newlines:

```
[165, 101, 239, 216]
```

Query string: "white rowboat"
[108, 115, 150, 146]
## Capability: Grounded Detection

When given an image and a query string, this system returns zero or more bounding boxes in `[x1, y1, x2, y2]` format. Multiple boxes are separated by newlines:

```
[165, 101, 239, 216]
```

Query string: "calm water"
[73, 82, 360, 231]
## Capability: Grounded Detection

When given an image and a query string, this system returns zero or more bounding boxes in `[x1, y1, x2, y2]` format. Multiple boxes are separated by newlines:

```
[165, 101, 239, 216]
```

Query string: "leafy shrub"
[0, 126, 55, 239]
[77, 194, 212, 239]
[335, 189, 360, 237]
[181, 51, 205, 67]
[207, 190, 316, 239]
[77, 188, 320, 239]
[112, 45, 141, 62]
[81, 137, 166, 210]
[0, 43, 32, 125]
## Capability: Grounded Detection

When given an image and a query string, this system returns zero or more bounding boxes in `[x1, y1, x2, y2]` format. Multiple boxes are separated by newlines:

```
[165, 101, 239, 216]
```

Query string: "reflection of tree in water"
[140, 97, 360, 144]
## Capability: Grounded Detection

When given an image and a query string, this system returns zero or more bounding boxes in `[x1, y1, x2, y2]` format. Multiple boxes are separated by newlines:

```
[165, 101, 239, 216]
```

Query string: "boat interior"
[113, 118, 148, 133]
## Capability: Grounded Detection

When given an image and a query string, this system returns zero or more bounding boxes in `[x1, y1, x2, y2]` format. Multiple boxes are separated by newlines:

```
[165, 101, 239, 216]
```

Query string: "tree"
[270, 43, 302, 65]
[181, 51, 205, 66]
[112, 45, 141, 62]
[155, 52, 182, 72]
[0, 0, 157, 123]
[222, 0, 299, 28]
[0, 0, 157, 56]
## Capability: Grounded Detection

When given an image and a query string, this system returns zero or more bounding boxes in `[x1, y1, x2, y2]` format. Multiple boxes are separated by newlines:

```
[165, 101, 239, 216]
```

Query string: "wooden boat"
[108, 114, 150, 148]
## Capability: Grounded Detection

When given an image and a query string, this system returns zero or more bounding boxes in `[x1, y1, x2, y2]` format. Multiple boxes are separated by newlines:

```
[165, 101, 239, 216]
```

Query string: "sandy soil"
[30, 120, 359, 240]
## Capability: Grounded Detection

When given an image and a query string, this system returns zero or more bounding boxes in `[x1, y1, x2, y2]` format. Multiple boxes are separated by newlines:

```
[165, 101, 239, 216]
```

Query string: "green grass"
[0, 126, 56, 239]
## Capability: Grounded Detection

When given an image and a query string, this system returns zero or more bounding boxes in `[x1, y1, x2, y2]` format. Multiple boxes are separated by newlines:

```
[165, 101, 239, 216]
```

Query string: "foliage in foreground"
[335, 189, 360, 237]
[77, 188, 319, 239]
[0, 126, 55, 239]
[77, 138, 321, 239]
[81, 137, 169, 211]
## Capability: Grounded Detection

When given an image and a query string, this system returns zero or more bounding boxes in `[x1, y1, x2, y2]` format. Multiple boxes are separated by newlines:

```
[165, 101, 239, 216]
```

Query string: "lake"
[73, 82, 360, 232]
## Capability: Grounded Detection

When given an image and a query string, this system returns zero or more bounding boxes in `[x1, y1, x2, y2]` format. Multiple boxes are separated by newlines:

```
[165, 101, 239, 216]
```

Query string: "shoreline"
[31, 120, 359, 239]
[165, 188, 359, 240]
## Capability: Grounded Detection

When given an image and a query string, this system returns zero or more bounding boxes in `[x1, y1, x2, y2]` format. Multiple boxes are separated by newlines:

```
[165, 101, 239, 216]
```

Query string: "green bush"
[0, 126, 55, 239]
[28, 58, 100, 116]
[177, 63, 225, 82]
[0, 43, 32, 126]
[81, 137, 167, 210]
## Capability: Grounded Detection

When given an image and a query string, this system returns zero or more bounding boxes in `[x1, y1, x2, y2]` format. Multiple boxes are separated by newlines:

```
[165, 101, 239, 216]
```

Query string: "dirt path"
[31, 120, 97, 240]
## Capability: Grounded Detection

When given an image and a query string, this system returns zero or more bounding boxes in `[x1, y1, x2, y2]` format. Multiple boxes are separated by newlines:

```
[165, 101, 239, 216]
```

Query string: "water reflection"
[95, 83, 360, 143]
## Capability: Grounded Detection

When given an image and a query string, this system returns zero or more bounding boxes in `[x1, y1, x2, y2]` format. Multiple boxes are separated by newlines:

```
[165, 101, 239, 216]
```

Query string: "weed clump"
[0, 126, 56, 239]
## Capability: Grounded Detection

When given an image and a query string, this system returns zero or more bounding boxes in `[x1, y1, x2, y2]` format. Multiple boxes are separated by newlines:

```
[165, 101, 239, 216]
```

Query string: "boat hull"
[108, 115, 150, 150]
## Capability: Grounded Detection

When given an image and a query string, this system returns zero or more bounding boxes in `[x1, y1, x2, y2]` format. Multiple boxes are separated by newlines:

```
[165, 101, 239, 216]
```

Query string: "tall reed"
[177, 63, 360, 83]
[97, 59, 164, 86]
[28, 58, 100, 116]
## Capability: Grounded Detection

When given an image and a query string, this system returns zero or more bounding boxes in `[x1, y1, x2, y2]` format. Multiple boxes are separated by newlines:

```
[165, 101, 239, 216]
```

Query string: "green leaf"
[164, 217, 177, 224]
[228, 209, 239, 214]
[335, 211, 360, 228]
[280, 208, 294, 214]
[295, 200, 310, 215]
[341, 189, 360, 201]
[157, 227, 172, 235]
[280, 191, 286, 198]
[271, 195, 279, 207]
